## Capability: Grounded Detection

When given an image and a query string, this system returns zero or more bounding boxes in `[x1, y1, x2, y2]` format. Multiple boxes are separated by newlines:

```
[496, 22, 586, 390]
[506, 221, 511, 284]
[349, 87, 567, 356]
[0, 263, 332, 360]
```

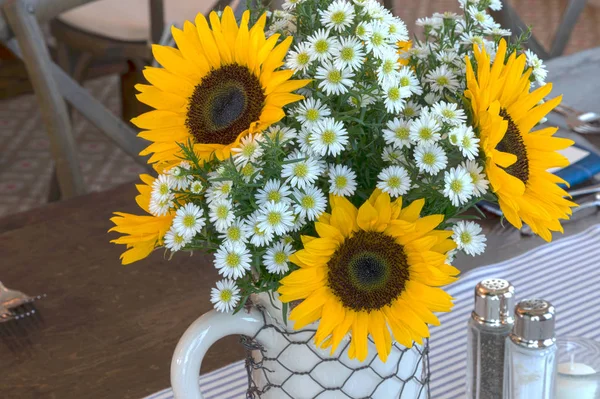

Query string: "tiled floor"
[1, 0, 599, 217]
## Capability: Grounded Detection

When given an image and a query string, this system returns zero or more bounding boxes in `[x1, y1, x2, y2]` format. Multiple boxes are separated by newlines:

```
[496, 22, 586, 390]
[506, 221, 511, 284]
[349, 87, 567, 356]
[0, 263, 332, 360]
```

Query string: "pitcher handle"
[170, 307, 265, 399]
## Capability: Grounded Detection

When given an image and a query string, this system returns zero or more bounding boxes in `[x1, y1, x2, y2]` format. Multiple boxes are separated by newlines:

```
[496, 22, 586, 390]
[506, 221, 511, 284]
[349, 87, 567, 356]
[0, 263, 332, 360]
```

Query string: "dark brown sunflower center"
[496, 108, 530, 184]
[327, 230, 409, 311]
[185, 64, 265, 145]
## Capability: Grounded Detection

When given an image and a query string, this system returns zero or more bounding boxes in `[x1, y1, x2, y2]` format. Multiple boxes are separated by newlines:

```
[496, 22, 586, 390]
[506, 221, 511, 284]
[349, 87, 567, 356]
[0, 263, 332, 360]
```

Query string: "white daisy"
[173, 203, 206, 239]
[256, 179, 292, 206]
[383, 84, 408, 114]
[310, 117, 349, 156]
[286, 42, 313, 72]
[484, 25, 511, 37]
[263, 241, 294, 274]
[151, 174, 174, 202]
[168, 162, 192, 191]
[190, 180, 204, 194]
[355, 21, 371, 40]
[320, 0, 355, 32]
[452, 221, 487, 256]
[331, 36, 365, 71]
[377, 165, 411, 197]
[297, 128, 316, 155]
[231, 134, 263, 166]
[214, 241, 252, 279]
[365, 21, 394, 59]
[377, 51, 400, 88]
[347, 85, 378, 108]
[295, 97, 331, 129]
[382, 145, 406, 164]
[307, 29, 337, 61]
[383, 117, 412, 149]
[414, 142, 448, 175]
[265, 125, 298, 144]
[415, 17, 443, 30]
[443, 166, 474, 207]
[467, 6, 495, 29]
[426, 65, 460, 93]
[397, 66, 423, 96]
[489, 0, 503, 11]
[246, 211, 274, 248]
[525, 49, 548, 85]
[210, 279, 241, 313]
[219, 219, 250, 244]
[439, 50, 460, 66]
[386, 17, 409, 42]
[424, 92, 441, 105]
[460, 32, 485, 46]
[315, 61, 355, 95]
[293, 186, 327, 221]
[409, 112, 442, 144]
[257, 201, 295, 236]
[431, 101, 467, 126]
[281, 151, 324, 189]
[164, 227, 191, 252]
[461, 160, 489, 196]
[362, 0, 388, 20]
[238, 162, 262, 184]
[149, 196, 173, 217]
[209, 198, 235, 233]
[449, 124, 479, 160]
[402, 101, 421, 119]
[432, 11, 461, 20]
[328, 164, 357, 196]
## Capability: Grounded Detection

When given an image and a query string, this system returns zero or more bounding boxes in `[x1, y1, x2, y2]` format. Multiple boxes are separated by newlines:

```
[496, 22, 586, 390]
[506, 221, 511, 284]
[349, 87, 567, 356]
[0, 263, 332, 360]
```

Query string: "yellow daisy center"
[450, 179, 463, 193]
[335, 175, 348, 188]
[327, 230, 409, 311]
[331, 11, 347, 25]
[371, 33, 384, 46]
[441, 109, 455, 119]
[382, 60, 395, 74]
[226, 253, 240, 267]
[327, 70, 342, 84]
[419, 127, 433, 140]
[400, 76, 410, 87]
[404, 107, 415, 117]
[294, 163, 309, 178]
[315, 39, 329, 54]
[267, 211, 282, 226]
[422, 152, 436, 165]
[183, 214, 197, 228]
[186, 64, 265, 145]
[497, 108, 529, 183]
[388, 176, 401, 188]
[216, 205, 229, 219]
[267, 190, 282, 202]
[340, 47, 355, 61]
[388, 87, 401, 101]
[220, 289, 233, 301]
[228, 226, 241, 241]
[395, 127, 409, 139]
[274, 251, 287, 264]
[436, 76, 449, 86]
[297, 52, 310, 65]
[306, 108, 320, 122]
[301, 195, 315, 209]
[322, 130, 336, 144]
[460, 231, 472, 244]
[159, 184, 169, 196]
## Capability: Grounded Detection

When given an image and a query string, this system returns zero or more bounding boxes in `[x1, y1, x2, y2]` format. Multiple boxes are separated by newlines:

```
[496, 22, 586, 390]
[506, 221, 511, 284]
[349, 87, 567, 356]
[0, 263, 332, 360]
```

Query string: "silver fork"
[0, 281, 45, 352]
[553, 104, 600, 134]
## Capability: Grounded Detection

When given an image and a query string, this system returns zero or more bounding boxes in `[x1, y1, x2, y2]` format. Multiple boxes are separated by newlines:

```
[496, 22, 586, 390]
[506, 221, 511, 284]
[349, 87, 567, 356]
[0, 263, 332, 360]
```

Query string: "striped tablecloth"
[146, 225, 600, 399]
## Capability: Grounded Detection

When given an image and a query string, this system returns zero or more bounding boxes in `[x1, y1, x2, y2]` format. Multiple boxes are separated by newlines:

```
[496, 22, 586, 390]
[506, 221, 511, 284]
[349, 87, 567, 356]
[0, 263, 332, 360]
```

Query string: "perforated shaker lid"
[472, 278, 515, 326]
[510, 299, 556, 348]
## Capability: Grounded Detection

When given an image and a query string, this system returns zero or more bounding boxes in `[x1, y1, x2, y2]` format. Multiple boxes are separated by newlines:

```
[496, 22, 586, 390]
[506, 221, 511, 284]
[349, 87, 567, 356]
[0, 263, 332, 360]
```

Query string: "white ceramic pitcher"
[171, 293, 429, 399]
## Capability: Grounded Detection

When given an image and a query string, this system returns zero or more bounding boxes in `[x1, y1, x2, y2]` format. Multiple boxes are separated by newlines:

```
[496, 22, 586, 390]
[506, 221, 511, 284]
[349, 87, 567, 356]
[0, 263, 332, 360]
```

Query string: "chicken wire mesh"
[240, 306, 431, 399]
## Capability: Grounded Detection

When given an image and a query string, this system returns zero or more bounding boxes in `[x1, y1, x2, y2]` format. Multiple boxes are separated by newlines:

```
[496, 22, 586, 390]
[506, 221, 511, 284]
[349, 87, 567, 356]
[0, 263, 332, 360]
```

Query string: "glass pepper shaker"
[504, 299, 558, 399]
[467, 278, 515, 399]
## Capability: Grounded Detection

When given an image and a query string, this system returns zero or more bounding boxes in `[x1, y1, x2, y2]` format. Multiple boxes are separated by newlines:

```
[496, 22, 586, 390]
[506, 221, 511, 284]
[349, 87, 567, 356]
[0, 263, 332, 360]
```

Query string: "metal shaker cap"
[472, 278, 515, 326]
[510, 299, 556, 348]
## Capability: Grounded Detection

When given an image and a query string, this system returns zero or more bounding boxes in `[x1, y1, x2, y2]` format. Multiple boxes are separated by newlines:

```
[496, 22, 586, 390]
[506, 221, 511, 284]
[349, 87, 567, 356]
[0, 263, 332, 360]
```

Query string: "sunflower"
[465, 39, 576, 241]
[132, 7, 310, 172]
[278, 190, 458, 362]
[109, 175, 174, 265]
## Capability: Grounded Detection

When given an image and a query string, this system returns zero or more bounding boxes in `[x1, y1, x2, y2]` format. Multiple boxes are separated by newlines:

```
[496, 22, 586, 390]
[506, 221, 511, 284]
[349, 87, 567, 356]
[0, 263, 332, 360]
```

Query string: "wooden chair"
[0, 0, 238, 202]
[490, 0, 587, 59]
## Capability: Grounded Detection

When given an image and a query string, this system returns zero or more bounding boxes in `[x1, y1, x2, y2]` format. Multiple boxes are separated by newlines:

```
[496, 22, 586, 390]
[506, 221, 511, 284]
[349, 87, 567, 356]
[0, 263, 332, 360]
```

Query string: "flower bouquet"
[109, 0, 575, 396]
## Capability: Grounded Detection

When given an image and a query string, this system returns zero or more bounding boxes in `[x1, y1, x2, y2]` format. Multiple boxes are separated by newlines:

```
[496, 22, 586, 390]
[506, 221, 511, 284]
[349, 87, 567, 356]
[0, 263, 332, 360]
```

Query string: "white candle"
[557, 358, 599, 399]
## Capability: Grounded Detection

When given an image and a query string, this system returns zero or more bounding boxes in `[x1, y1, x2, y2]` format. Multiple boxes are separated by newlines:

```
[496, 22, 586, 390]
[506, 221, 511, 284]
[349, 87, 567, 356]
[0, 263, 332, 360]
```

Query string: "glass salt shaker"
[504, 299, 558, 399]
[467, 278, 515, 399]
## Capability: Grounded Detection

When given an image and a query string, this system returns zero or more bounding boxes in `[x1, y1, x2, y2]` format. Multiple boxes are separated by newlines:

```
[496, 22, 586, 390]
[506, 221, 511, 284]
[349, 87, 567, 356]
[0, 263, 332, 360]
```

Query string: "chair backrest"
[490, 0, 587, 60]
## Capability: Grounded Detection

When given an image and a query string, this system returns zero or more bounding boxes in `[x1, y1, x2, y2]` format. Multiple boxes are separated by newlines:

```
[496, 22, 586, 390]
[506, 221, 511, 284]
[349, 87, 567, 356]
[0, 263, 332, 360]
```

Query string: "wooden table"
[1, 48, 599, 399]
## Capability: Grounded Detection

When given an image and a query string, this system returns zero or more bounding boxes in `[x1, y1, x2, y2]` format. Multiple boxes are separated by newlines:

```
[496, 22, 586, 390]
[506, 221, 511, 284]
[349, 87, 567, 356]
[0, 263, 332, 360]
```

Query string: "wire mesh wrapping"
[240, 305, 431, 399]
